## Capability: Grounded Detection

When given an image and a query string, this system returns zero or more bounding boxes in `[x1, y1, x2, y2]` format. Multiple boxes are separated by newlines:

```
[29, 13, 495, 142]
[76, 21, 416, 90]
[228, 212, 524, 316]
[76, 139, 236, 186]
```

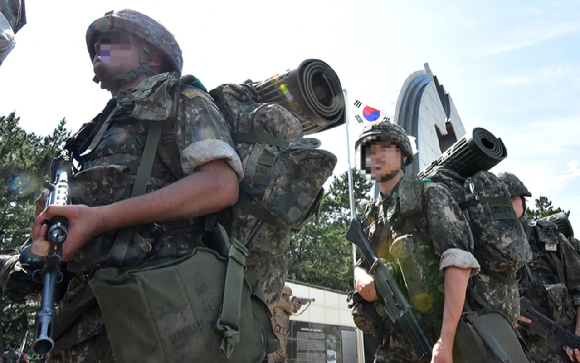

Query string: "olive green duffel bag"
[453, 309, 529, 363]
[88, 243, 280, 363]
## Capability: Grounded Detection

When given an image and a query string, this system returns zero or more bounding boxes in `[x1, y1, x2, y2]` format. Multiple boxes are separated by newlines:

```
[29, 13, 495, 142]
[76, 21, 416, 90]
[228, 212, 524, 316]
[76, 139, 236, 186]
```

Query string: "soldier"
[497, 171, 580, 363]
[268, 285, 313, 363]
[352, 121, 481, 363]
[6, 9, 243, 363]
[2, 342, 19, 363]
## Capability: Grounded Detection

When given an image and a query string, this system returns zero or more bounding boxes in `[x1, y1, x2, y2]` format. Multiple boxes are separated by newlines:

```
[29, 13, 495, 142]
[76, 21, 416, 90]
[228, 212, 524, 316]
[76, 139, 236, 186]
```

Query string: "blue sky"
[1, 0, 579, 233]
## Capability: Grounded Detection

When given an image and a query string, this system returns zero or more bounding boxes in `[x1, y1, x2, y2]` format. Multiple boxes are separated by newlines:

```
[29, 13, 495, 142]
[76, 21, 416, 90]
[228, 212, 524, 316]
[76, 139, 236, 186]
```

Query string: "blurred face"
[93, 31, 142, 78]
[364, 141, 402, 181]
[511, 196, 524, 218]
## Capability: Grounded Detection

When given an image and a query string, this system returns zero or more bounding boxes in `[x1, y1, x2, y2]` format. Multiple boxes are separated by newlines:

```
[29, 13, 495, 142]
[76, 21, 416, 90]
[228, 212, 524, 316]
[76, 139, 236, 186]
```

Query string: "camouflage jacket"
[4, 72, 244, 360]
[519, 219, 580, 325]
[355, 175, 479, 346]
[65, 72, 243, 273]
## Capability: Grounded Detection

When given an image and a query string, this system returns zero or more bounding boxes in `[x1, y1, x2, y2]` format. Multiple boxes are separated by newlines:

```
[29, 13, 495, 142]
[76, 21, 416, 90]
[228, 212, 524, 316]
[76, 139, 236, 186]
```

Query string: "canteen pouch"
[544, 282, 575, 327]
[453, 310, 529, 363]
[88, 247, 279, 363]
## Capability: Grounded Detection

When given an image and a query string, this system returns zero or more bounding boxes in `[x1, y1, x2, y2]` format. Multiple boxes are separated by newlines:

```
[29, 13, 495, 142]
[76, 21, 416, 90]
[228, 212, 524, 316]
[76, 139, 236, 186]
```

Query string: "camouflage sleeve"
[175, 89, 243, 179]
[560, 236, 580, 305]
[0, 246, 43, 301]
[0, 11, 15, 64]
[425, 184, 480, 274]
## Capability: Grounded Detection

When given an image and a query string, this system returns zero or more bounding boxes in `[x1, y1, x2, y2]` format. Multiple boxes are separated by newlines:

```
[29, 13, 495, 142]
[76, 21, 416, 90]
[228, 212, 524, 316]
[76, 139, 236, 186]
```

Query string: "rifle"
[346, 217, 432, 362]
[520, 297, 580, 350]
[31, 150, 73, 355]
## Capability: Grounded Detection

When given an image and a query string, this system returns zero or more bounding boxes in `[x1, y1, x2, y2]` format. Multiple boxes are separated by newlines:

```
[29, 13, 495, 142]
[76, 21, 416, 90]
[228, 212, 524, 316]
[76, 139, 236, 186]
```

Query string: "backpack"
[208, 83, 337, 308]
[428, 168, 532, 280]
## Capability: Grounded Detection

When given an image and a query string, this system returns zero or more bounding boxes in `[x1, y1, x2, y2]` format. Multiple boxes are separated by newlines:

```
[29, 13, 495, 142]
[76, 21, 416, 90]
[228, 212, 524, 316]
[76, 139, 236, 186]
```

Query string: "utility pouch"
[453, 310, 529, 363]
[88, 246, 279, 363]
[544, 282, 575, 327]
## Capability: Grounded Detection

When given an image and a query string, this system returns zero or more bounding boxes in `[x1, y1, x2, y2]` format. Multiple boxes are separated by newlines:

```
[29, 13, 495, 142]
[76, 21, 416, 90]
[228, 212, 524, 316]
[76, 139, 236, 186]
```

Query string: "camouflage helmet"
[86, 9, 183, 75]
[496, 171, 532, 198]
[355, 121, 414, 165]
[282, 285, 292, 296]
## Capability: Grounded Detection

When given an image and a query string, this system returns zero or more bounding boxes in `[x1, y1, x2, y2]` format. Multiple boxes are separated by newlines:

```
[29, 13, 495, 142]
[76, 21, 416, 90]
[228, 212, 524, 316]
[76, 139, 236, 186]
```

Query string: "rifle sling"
[110, 81, 183, 266]
[462, 299, 512, 363]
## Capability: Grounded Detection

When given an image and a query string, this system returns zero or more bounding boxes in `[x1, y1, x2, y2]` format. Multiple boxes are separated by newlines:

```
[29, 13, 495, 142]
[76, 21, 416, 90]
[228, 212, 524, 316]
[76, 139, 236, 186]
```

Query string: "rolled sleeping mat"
[540, 212, 574, 238]
[253, 59, 345, 135]
[418, 127, 508, 179]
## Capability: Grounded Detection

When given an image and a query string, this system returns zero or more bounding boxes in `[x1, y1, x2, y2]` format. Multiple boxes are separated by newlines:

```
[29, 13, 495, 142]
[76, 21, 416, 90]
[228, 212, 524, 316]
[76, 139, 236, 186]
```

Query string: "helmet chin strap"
[93, 43, 156, 91]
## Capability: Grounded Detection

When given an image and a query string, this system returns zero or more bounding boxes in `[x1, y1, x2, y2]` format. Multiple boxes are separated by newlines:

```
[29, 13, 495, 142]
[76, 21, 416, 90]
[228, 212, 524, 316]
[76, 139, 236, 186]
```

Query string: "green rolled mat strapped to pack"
[88, 246, 279, 363]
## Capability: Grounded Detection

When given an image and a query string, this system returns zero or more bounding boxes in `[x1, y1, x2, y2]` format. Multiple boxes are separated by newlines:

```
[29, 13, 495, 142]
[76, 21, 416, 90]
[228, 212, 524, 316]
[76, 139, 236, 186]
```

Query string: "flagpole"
[344, 89, 356, 220]
[344, 89, 365, 363]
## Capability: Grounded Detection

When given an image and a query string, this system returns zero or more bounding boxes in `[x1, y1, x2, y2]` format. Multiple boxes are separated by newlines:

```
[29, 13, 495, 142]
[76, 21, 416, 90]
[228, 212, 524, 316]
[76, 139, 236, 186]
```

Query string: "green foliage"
[0, 113, 69, 360]
[287, 169, 373, 292]
[524, 195, 570, 223]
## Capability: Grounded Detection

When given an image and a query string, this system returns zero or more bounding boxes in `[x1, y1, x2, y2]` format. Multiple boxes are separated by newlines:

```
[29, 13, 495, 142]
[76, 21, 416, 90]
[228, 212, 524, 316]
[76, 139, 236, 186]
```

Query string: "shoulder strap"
[110, 81, 183, 266]
[217, 238, 249, 358]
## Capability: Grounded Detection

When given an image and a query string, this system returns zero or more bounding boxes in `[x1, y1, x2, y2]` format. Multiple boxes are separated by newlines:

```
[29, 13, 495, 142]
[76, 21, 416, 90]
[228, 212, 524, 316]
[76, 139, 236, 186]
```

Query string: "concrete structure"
[390, 63, 467, 174]
[285, 280, 358, 363]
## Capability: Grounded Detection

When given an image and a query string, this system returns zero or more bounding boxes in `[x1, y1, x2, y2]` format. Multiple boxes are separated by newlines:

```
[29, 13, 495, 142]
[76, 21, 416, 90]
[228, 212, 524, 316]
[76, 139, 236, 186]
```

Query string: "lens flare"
[8, 173, 40, 196]
[278, 83, 294, 103]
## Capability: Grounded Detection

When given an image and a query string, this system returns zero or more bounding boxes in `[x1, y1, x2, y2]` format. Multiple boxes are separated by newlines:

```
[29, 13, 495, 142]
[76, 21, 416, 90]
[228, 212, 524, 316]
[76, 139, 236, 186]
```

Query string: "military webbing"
[110, 120, 164, 265]
[231, 132, 290, 150]
[110, 81, 182, 266]
[479, 263, 519, 285]
[548, 252, 567, 287]
[232, 132, 289, 188]
[235, 193, 291, 232]
[459, 196, 523, 236]
[217, 238, 249, 358]
[86, 104, 121, 153]
[462, 300, 512, 363]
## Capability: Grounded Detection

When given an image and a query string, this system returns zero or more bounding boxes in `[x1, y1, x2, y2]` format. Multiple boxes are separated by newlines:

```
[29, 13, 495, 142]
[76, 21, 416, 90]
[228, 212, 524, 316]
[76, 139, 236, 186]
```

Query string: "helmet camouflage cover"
[86, 9, 183, 74]
[355, 121, 414, 166]
[496, 171, 532, 198]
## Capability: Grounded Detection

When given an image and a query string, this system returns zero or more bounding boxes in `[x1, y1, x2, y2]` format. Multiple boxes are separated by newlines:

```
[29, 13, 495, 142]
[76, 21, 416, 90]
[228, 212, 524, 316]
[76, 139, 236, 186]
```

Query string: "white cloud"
[490, 21, 580, 54]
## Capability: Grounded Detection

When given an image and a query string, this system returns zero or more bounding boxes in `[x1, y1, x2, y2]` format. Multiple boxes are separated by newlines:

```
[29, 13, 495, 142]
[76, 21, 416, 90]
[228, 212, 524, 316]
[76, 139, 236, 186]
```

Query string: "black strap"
[235, 194, 290, 232]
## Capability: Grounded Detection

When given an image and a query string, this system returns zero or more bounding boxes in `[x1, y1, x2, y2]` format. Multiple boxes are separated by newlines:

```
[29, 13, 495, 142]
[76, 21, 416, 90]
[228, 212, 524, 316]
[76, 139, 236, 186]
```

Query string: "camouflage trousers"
[47, 330, 115, 363]
[374, 334, 419, 363]
[523, 333, 574, 363]
[268, 328, 288, 363]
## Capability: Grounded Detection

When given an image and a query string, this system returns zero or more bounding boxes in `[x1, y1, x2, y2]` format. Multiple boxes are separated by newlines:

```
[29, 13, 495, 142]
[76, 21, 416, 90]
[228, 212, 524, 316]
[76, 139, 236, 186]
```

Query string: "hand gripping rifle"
[520, 297, 580, 350]
[346, 217, 432, 362]
[32, 150, 72, 355]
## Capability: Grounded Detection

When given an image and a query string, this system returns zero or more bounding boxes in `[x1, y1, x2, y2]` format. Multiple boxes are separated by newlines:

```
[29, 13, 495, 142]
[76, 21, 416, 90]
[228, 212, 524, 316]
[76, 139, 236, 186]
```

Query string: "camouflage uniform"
[495, 171, 580, 362]
[3, 10, 243, 363]
[518, 218, 580, 363]
[46, 71, 242, 363]
[2, 351, 18, 363]
[355, 176, 479, 363]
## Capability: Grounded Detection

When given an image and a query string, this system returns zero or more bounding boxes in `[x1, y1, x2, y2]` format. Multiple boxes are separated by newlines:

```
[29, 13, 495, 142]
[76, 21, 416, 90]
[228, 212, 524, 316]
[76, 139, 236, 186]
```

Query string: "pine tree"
[524, 196, 570, 223]
[287, 169, 373, 292]
[0, 113, 69, 361]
